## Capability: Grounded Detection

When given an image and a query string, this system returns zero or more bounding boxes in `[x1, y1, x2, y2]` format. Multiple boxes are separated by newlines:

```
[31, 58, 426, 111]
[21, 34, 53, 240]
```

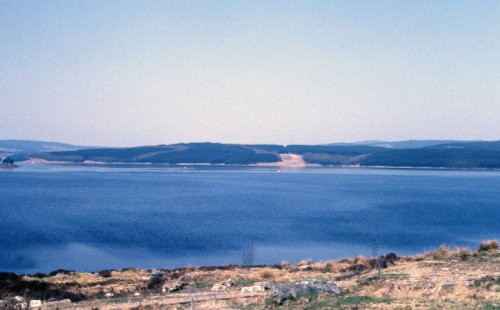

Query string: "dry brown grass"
[424, 244, 453, 260]
[297, 258, 313, 266]
[312, 260, 338, 273]
[5, 241, 499, 310]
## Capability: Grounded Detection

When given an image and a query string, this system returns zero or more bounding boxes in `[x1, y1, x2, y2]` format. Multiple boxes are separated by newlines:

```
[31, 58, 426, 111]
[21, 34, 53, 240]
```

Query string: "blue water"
[0, 164, 499, 274]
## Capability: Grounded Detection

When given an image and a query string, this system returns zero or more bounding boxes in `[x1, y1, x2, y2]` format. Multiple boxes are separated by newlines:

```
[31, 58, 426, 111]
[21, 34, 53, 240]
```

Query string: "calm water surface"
[1, 164, 499, 273]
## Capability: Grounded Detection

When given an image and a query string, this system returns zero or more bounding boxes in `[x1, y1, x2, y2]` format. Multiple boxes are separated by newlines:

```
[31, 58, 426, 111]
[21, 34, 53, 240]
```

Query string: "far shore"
[17, 158, 500, 171]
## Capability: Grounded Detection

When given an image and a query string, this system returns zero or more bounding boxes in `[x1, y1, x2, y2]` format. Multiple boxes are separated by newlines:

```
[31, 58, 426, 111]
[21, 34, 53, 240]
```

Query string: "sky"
[1, 1, 499, 147]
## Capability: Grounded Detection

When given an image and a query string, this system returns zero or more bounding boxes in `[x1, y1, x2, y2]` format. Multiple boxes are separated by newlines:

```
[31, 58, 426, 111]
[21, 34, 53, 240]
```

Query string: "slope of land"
[361, 141, 500, 168]
[0, 241, 498, 309]
[13, 143, 282, 165]
[0, 140, 89, 158]
[10, 141, 500, 169]
[327, 140, 481, 149]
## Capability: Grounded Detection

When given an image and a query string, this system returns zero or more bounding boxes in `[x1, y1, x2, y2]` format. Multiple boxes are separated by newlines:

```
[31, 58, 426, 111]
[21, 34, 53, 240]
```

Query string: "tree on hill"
[2, 157, 14, 165]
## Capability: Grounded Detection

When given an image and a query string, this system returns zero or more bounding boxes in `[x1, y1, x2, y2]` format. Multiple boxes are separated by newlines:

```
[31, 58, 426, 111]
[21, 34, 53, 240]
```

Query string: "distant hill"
[0, 140, 89, 159]
[13, 143, 281, 165]
[10, 140, 500, 169]
[361, 141, 500, 169]
[327, 140, 480, 149]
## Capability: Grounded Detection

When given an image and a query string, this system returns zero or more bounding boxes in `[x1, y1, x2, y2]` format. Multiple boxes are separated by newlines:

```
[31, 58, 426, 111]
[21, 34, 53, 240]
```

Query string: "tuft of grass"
[297, 258, 313, 266]
[353, 255, 368, 264]
[425, 245, 452, 260]
[259, 270, 274, 279]
[312, 261, 336, 273]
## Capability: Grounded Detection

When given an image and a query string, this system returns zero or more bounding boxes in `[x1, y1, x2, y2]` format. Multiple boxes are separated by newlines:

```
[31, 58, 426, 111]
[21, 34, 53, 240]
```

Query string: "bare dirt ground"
[1, 242, 498, 309]
[254, 153, 318, 168]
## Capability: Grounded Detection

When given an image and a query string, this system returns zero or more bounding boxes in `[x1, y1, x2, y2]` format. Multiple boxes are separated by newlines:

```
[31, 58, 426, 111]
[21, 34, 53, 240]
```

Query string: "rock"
[211, 283, 228, 291]
[241, 285, 266, 293]
[163, 281, 185, 293]
[44, 299, 71, 307]
[271, 281, 341, 304]
[105, 292, 114, 298]
[298, 265, 313, 271]
[255, 282, 273, 289]
[11, 296, 27, 309]
[211, 279, 236, 291]
[29, 300, 42, 308]
[240, 282, 274, 294]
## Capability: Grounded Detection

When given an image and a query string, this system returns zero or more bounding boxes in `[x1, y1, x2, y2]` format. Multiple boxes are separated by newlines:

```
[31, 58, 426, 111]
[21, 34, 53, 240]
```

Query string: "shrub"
[426, 245, 451, 260]
[0, 272, 19, 282]
[98, 270, 113, 278]
[147, 270, 165, 291]
[49, 269, 75, 276]
[32, 273, 48, 279]
[452, 247, 472, 260]
[478, 240, 499, 252]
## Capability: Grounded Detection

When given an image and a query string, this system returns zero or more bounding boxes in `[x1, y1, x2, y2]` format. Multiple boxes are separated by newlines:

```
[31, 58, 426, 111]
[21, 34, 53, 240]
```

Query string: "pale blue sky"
[1, 1, 499, 146]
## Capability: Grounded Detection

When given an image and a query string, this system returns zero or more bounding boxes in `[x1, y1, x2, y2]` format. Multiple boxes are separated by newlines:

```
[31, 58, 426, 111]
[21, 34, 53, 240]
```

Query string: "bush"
[49, 269, 75, 276]
[478, 240, 499, 252]
[0, 272, 19, 282]
[452, 247, 472, 260]
[426, 245, 451, 260]
[32, 273, 48, 278]
[98, 270, 113, 278]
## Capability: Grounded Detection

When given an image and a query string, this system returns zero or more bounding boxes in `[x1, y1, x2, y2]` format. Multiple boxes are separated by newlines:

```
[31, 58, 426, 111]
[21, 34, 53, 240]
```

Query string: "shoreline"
[17, 159, 500, 172]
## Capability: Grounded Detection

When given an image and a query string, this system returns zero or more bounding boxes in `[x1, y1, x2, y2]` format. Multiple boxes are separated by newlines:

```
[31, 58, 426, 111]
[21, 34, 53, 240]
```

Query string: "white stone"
[29, 300, 42, 308]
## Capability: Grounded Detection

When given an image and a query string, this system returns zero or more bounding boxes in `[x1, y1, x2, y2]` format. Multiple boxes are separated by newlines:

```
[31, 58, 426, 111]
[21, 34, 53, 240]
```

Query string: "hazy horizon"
[2, 1, 499, 147]
[1, 138, 498, 149]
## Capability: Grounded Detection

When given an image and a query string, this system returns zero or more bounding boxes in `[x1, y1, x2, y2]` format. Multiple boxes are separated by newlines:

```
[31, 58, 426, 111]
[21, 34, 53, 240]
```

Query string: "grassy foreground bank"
[1, 241, 499, 309]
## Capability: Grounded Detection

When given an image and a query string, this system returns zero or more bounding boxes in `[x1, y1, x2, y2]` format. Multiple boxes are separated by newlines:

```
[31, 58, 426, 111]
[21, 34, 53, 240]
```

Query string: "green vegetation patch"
[291, 295, 395, 309]
[356, 273, 409, 285]
[234, 277, 256, 286]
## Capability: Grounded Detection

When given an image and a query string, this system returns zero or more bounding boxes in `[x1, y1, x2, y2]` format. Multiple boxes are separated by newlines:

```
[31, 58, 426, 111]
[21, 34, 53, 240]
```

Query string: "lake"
[1, 164, 499, 274]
